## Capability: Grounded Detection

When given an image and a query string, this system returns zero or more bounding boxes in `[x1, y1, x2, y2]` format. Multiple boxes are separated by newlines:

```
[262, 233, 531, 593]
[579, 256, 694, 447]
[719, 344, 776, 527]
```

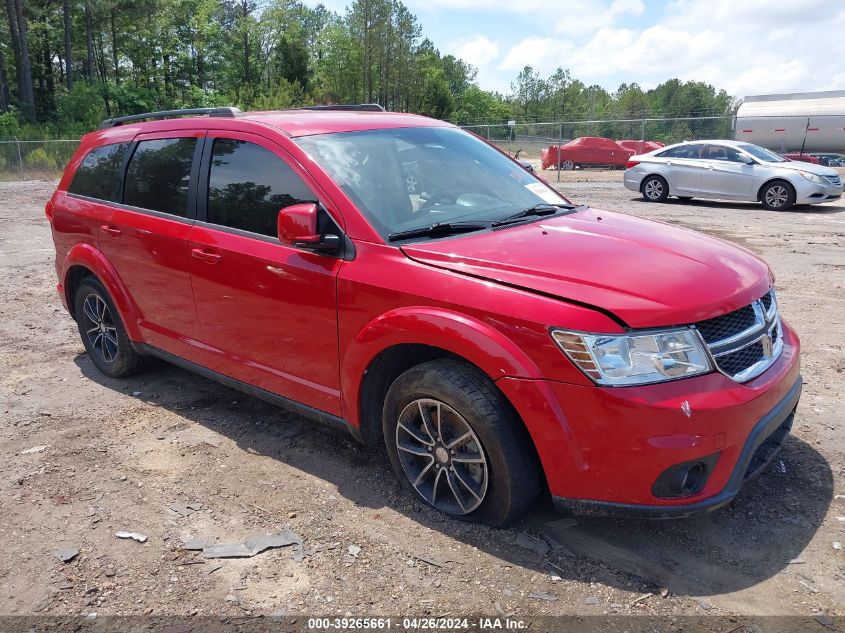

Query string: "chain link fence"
[462, 114, 845, 180]
[0, 138, 79, 181]
[2, 114, 844, 181]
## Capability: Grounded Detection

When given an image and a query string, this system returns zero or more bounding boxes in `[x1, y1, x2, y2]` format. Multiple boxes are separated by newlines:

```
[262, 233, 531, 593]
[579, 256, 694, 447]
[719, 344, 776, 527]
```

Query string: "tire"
[74, 276, 145, 378]
[760, 180, 795, 211]
[560, 160, 575, 171]
[641, 175, 669, 202]
[382, 360, 541, 527]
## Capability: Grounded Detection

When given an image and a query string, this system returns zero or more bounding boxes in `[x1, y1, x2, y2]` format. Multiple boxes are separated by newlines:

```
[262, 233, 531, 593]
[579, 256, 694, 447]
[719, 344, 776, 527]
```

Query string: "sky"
[304, 0, 845, 99]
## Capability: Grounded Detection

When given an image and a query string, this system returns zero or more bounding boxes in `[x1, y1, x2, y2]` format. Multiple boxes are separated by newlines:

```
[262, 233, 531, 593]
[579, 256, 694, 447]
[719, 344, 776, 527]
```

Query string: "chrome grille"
[693, 290, 782, 382]
[823, 174, 842, 187]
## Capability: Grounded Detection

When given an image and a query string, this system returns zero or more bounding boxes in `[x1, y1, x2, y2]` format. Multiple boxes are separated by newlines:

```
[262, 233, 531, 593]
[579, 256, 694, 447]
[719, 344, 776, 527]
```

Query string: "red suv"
[48, 106, 801, 526]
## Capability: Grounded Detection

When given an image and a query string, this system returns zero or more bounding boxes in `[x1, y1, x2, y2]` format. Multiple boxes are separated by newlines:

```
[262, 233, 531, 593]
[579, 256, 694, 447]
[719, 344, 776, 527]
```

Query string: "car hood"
[764, 160, 839, 177]
[400, 208, 771, 328]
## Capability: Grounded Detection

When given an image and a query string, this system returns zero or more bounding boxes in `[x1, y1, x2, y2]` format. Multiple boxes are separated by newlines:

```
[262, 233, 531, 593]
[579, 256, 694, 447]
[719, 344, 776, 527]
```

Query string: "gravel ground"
[0, 174, 843, 623]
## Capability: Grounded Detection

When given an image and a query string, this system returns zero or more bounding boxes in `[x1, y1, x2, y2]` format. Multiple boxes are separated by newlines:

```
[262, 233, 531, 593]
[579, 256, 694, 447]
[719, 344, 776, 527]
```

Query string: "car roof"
[242, 109, 453, 137]
[671, 139, 747, 148]
[98, 109, 451, 139]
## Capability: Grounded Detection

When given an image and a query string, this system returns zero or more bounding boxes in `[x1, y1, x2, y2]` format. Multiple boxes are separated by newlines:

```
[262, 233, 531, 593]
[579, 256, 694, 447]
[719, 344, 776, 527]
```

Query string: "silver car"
[623, 140, 844, 211]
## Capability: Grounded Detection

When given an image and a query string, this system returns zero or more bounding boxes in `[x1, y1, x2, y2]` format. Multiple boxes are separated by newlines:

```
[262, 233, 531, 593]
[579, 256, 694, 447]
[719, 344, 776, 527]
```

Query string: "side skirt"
[135, 343, 361, 442]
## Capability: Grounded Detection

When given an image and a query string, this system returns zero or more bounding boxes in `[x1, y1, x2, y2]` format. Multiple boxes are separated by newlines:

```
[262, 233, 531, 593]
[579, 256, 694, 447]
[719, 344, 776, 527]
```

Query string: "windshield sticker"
[525, 182, 565, 204]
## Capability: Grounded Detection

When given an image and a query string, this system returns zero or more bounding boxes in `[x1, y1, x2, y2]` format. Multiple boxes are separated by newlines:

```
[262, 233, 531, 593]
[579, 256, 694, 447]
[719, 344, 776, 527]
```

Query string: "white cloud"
[499, 37, 575, 74]
[494, 0, 845, 98]
[305, 0, 845, 100]
[447, 35, 500, 69]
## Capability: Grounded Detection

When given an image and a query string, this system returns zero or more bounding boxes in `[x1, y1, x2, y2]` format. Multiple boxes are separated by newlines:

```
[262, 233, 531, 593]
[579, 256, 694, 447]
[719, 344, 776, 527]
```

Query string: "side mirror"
[277, 203, 341, 254]
[738, 154, 754, 165]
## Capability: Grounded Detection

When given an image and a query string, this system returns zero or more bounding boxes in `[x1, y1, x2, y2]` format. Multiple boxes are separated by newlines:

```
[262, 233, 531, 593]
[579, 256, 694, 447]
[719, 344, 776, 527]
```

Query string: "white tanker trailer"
[734, 90, 845, 153]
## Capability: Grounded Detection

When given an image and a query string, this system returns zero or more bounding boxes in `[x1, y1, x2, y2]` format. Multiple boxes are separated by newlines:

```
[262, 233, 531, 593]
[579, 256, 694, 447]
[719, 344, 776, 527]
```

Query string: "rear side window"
[207, 139, 315, 237]
[68, 142, 130, 201]
[658, 144, 706, 159]
[123, 138, 197, 216]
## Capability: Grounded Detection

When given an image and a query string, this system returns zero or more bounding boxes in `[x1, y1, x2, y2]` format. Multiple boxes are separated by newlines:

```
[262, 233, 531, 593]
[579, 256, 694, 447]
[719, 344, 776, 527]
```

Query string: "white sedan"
[623, 140, 843, 211]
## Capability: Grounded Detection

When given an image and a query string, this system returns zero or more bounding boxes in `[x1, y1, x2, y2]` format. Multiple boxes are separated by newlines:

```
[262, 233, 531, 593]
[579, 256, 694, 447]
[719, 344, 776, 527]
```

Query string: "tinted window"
[207, 139, 316, 237]
[659, 144, 706, 159]
[68, 142, 130, 201]
[703, 144, 744, 162]
[124, 138, 197, 216]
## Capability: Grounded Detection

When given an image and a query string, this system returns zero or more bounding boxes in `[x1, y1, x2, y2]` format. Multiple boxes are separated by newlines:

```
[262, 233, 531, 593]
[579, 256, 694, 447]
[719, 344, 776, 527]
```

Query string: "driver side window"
[206, 139, 316, 237]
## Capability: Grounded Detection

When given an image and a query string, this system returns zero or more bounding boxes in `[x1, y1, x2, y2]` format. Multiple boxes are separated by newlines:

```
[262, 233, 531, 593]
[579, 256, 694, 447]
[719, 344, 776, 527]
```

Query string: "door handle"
[101, 225, 122, 237]
[191, 247, 222, 264]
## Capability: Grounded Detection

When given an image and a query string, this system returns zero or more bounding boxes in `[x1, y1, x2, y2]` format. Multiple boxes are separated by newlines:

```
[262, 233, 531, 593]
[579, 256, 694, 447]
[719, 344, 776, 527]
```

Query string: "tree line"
[0, 0, 737, 140]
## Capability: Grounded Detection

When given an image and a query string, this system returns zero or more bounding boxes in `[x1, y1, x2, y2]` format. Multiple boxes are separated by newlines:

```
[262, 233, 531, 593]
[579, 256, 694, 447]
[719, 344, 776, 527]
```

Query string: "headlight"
[799, 171, 825, 185]
[551, 328, 713, 386]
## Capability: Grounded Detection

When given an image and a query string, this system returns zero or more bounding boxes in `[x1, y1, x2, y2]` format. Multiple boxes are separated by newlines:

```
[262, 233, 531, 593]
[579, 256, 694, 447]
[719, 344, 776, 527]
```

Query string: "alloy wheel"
[81, 293, 119, 363]
[644, 178, 664, 200]
[395, 398, 489, 515]
[765, 185, 788, 209]
[561, 160, 575, 170]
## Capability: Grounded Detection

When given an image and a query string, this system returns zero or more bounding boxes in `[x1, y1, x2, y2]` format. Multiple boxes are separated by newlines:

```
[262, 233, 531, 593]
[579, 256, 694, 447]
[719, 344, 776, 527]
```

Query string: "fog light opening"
[651, 452, 719, 499]
[680, 462, 705, 495]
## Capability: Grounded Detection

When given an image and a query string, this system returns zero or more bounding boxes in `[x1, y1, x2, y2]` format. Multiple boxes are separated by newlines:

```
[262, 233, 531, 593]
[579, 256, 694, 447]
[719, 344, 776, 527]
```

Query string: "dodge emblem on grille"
[761, 333, 774, 357]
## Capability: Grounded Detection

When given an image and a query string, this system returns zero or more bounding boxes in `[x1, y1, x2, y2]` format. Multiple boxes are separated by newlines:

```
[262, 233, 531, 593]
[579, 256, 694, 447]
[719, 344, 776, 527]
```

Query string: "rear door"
[699, 144, 756, 199]
[661, 143, 706, 195]
[187, 132, 344, 416]
[97, 131, 203, 354]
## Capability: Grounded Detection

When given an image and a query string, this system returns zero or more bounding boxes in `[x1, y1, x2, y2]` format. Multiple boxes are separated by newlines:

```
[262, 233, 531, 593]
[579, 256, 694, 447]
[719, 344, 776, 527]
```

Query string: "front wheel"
[641, 175, 669, 202]
[383, 360, 541, 527]
[560, 160, 575, 170]
[760, 180, 795, 211]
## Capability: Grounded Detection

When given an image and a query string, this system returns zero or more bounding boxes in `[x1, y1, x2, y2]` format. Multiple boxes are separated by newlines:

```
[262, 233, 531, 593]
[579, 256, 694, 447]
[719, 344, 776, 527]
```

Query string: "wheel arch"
[62, 243, 143, 339]
[343, 307, 545, 447]
[640, 172, 668, 191]
[756, 177, 796, 202]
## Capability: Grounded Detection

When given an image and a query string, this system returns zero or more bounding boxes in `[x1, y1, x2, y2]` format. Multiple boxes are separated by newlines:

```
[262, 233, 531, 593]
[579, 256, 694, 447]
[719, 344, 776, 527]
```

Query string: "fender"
[63, 242, 144, 341]
[343, 306, 542, 426]
[342, 306, 585, 476]
[344, 307, 544, 406]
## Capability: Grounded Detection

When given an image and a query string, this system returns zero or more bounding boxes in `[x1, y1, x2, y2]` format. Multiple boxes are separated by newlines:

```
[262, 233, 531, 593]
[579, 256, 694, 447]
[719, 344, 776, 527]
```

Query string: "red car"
[48, 106, 800, 525]
[619, 139, 665, 154]
[783, 153, 820, 164]
[541, 136, 635, 170]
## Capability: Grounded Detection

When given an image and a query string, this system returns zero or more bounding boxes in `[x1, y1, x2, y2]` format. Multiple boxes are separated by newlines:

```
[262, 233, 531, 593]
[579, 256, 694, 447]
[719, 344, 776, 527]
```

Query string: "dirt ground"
[1, 172, 843, 625]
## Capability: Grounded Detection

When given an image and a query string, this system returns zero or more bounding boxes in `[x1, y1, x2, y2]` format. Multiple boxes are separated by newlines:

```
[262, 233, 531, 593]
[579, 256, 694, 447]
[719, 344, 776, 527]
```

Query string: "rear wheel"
[74, 277, 145, 378]
[560, 160, 575, 170]
[760, 180, 795, 211]
[383, 360, 540, 527]
[642, 175, 669, 202]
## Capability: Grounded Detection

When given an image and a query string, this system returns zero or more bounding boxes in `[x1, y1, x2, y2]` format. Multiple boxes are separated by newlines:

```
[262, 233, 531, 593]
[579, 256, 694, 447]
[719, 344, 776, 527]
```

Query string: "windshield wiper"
[387, 221, 489, 242]
[491, 203, 579, 227]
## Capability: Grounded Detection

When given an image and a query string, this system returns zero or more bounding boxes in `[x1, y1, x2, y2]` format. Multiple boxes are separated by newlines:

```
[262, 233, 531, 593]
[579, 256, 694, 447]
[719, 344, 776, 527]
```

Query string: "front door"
[699, 144, 756, 199]
[187, 132, 344, 416]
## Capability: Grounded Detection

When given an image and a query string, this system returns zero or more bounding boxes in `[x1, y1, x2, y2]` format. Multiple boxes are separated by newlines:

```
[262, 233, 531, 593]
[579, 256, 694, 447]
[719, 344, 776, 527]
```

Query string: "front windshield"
[296, 126, 568, 238]
[738, 143, 787, 163]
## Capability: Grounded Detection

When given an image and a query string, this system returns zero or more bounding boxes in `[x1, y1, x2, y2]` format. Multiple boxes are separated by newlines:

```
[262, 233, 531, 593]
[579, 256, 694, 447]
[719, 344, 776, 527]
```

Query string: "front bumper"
[795, 180, 843, 204]
[496, 320, 801, 517]
[553, 374, 800, 518]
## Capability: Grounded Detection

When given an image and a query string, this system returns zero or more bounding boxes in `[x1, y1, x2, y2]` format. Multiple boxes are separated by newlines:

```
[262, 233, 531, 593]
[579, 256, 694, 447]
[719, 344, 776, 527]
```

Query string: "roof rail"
[300, 104, 385, 112]
[99, 107, 242, 129]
